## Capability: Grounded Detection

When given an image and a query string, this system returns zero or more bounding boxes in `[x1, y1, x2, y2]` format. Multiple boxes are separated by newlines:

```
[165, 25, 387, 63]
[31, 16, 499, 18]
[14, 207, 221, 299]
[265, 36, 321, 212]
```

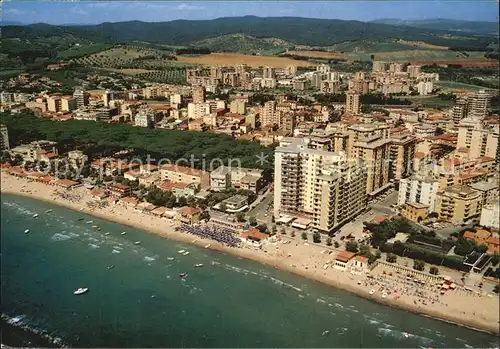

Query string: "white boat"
[183, 252, 190, 256]
[121, 232, 126, 235]
[134, 241, 141, 245]
[45, 209, 53, 213]
[194, 263, 203, 267]
[92, 225, 98, 229]
[73, 287, 88, 295]
[369, 289, 376, 295]
[167, 257, 175, 261]
[104, 232, 110, 236]
[403, 332, 410, 338]
[204, 244, 211, 248]
[178, 250, 185, 254]
[322, 330, 330, 336]
[24, 229, 30, 234]
[86, 221, 93, 224]
[33, 214, 39, 218]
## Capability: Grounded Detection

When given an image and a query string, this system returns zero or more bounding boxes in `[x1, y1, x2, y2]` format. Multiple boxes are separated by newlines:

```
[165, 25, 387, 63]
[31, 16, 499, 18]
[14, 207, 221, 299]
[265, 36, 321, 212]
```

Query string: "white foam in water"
[88, 243, 100, 249]
[316, 298, 326, 303]
[3, 202, 37, 217]
[112, 249, 121, 254]
[144, 256, 156, 262]
[51, 233, 72, 242]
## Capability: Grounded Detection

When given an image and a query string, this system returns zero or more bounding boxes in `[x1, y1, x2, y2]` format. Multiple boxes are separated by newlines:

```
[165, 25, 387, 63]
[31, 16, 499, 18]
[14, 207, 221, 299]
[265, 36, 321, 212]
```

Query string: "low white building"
[480, 203, 499, 230]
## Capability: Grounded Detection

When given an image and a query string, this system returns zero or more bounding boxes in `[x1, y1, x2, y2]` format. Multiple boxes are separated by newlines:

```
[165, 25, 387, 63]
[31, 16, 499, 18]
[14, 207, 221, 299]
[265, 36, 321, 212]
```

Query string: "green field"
[347, 50, 486, 62]
[436, 80, 488, 92]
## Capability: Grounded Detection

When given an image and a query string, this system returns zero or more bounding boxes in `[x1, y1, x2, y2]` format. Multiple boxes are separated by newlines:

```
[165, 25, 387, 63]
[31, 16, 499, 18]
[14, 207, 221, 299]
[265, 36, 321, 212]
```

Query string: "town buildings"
[0, 124, 9, 151]
[434, 185, 483, 223]
[398, 174, 439, 212]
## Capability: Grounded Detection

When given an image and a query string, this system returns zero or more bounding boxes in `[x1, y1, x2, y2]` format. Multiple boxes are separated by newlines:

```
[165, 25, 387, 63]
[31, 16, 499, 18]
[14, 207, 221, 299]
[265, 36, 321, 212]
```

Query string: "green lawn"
[436, 80, 487, 92]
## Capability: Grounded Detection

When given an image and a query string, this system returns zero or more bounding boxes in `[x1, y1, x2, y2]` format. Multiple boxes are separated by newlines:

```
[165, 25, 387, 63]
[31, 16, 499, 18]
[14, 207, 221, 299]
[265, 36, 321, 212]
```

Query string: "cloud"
[4, 8, 21, 15]
[174, 3, 204, 11]
[278, 8, 295, 14]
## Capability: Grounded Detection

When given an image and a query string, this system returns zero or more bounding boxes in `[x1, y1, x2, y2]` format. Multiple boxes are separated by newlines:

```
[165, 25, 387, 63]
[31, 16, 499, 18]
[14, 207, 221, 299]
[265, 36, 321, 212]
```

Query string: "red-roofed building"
[351, 255, 369, 273]
[240, 227, 268, 245]
[106, 183, 131, 197]
[160, 164, 209, 189]
[334, 251, 356, 270]
[176, 206, 202, 225]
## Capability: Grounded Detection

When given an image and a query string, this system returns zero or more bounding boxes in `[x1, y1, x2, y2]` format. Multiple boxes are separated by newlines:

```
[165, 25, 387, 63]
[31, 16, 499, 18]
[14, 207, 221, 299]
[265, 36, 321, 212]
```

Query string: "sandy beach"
[2, 174, 499, 334]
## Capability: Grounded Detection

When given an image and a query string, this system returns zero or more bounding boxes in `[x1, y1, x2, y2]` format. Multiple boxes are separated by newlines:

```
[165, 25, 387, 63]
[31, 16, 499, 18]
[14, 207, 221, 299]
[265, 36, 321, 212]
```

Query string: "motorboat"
[91, 225, 98, 229]
[121, 232, 126, 235]
[183, 251, 190, 256]
[167, 257, 175, 261]
[179, 273, 188, 278]
[107, 265, 115, 270]
[178, 250, 185, 254]
[73, 287, 88, 295]
[46, 209, 53, 213]
[369, 289, 376, 295]
[321, 330, 329, 336]
[194, 263, 203, 268]
[24, 229, 30, 234]
[104, 232, 110, 236]
[33, 214, 39, 218]
[86, 221, 93, 224]
[134, 241, 141, 245]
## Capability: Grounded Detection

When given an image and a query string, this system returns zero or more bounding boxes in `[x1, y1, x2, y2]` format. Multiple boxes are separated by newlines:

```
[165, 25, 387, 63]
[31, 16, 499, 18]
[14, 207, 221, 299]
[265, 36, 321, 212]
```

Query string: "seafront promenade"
[1, 173, 499, 334]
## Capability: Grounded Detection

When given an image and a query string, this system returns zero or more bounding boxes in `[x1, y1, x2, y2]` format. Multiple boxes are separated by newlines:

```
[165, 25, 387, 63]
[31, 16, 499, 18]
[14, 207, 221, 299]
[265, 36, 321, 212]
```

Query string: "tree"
[494, 285, 499, 294]
[219, 202, 227, 212]
[186, 195, 196, 207]
[454, 236, 476, 256]
[249, 216, 257, 226]
[429, 266, 439, 275]
[345, 241, 359, 253]
[236, 212, 246, 222]
[334, 241, 340, 248]
[200, 211, 210, 221]
[313, 232, 321, 243]
[386, 253, 397, 263]
[301, 232, 308, 240]
[491, 254, 500, 266]
[413, 260, 425, 271]
[177, 196, 187, 207]
[257, 224, 268, 234]
[476, 244, 488, 254]
[280, 227, 286, 235]
[326, 237, 332, 246]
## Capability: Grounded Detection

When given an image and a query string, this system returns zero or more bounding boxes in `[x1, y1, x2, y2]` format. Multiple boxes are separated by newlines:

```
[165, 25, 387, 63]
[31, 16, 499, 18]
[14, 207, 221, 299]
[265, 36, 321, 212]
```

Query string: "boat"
[33, 214, 39, 218]
[121, 232, 126, 235]
[178, 273, 188, 278]
[321, 330, 330, 336]
[91, 225, 98, 228]
[77, 218, 84, 221]
[45, 209, 53, 213]
[24, 229, 30, 234]
[134, 241, 141, 245]
[204, 244, 211, 248]
[403, 332, 410, 338]
[73, 287, 88, 295]
[167, 257, 175, 261]
[104, 232, 110, 236]
[369, 289, 376, 295]
[178, 250, 185, 254]
[86, 221, 93, 224]
[183, 251, 190, 256]
[107, 265, 115, 270]
[194, 263, 203, 268]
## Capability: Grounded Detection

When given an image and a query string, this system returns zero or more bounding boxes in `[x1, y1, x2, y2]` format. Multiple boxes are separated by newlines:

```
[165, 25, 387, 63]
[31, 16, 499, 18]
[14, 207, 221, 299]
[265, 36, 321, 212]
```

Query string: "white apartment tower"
[398, 174, 439, 212]
[274, 138, 367, 233]
[346, 92, 361, 115]
[0, 124, 10, 151]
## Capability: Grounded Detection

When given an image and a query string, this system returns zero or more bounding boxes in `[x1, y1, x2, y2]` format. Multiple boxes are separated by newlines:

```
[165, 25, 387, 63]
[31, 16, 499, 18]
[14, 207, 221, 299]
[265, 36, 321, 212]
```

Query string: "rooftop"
[335, 251, 356, 263]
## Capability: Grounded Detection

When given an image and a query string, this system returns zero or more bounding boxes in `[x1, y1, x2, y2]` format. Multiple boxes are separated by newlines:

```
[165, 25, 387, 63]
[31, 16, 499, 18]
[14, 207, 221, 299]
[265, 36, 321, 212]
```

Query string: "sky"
[2, 1, 499, 25]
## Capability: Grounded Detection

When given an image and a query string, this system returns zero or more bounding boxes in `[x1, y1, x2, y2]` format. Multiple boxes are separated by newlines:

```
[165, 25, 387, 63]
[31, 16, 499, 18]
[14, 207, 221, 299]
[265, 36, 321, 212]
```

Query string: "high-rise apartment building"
[435, 185, 483, 223]
[457, 118, 499, 160]
[262, 67, 275, 79]
[274, 138, 367, 233]
[398, 174, 439, 212]
[192, 85, 206, 104]
[261, 100, 279, 127]
[390, 132, 416, 181]
[467, 90, 490, 121]
[407, 65, 421, 78]
[452, 98, 469, 125]
[372, 61, 389, 73]
[0, 124, 10, 151]
[316, 64, 331, 74]
[345, 92, 361, 115]
[73, 87, 89, 108]
[352, 134, 392, 196]
[229, 100, 247, 115]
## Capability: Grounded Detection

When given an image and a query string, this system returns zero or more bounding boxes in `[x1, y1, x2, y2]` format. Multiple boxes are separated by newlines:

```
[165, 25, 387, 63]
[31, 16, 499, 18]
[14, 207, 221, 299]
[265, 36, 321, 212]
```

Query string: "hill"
[371, 19, 499, 36]
[190, 34, 293, 54]
[2, 16, 494, 50]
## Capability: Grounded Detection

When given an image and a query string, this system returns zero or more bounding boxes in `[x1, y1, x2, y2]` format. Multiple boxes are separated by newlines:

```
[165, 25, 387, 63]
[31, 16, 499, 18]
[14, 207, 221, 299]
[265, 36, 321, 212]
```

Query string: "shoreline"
[1, 177, 499, 336]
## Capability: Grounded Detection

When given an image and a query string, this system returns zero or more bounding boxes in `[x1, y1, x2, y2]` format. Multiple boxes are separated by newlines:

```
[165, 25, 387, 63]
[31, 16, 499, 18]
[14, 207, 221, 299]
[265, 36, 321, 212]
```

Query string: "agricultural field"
[284, 50, 346, 60]
[409, 58, 499, 68]
[72, 46, 175, 69]
[347, 50, 487, 62]
[56, 43, 113, 60]
[135, 69, 186, 84]
[436, 80, 492, 92]
[175, 53, 315, 68]
[396, 39, 449, 50]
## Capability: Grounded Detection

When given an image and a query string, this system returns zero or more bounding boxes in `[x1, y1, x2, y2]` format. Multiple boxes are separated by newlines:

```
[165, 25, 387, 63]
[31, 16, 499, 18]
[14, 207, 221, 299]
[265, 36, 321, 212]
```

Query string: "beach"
[2, 174, 499, 335]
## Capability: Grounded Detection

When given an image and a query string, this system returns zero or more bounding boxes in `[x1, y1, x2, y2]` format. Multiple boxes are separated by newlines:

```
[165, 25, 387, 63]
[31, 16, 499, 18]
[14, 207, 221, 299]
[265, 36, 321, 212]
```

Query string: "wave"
[51, 233, 72, 242]
[1, 313, 66, 347]
[112, 249, 121, 254]
[2, 202, 38, 217]
[88, 243, 100, 249]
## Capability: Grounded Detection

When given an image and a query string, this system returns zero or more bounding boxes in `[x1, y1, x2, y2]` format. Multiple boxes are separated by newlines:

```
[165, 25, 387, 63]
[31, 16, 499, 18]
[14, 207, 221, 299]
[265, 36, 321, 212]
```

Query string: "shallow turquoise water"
[1, 194, 498, 348]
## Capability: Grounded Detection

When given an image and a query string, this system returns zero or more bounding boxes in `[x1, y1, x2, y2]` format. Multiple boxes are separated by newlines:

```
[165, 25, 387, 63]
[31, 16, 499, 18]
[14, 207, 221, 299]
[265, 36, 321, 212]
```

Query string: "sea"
[1, 193, 499, 348]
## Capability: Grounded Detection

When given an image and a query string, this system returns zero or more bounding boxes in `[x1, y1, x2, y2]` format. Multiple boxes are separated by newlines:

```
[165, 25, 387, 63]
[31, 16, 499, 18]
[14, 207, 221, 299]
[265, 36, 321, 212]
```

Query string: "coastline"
[1, 176, 499, 336]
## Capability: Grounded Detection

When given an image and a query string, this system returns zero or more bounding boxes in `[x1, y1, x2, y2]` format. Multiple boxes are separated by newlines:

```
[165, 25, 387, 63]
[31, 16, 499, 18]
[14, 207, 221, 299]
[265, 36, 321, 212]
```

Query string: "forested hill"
[371, 19, 499, 36]
[1, 16, 494, 49]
